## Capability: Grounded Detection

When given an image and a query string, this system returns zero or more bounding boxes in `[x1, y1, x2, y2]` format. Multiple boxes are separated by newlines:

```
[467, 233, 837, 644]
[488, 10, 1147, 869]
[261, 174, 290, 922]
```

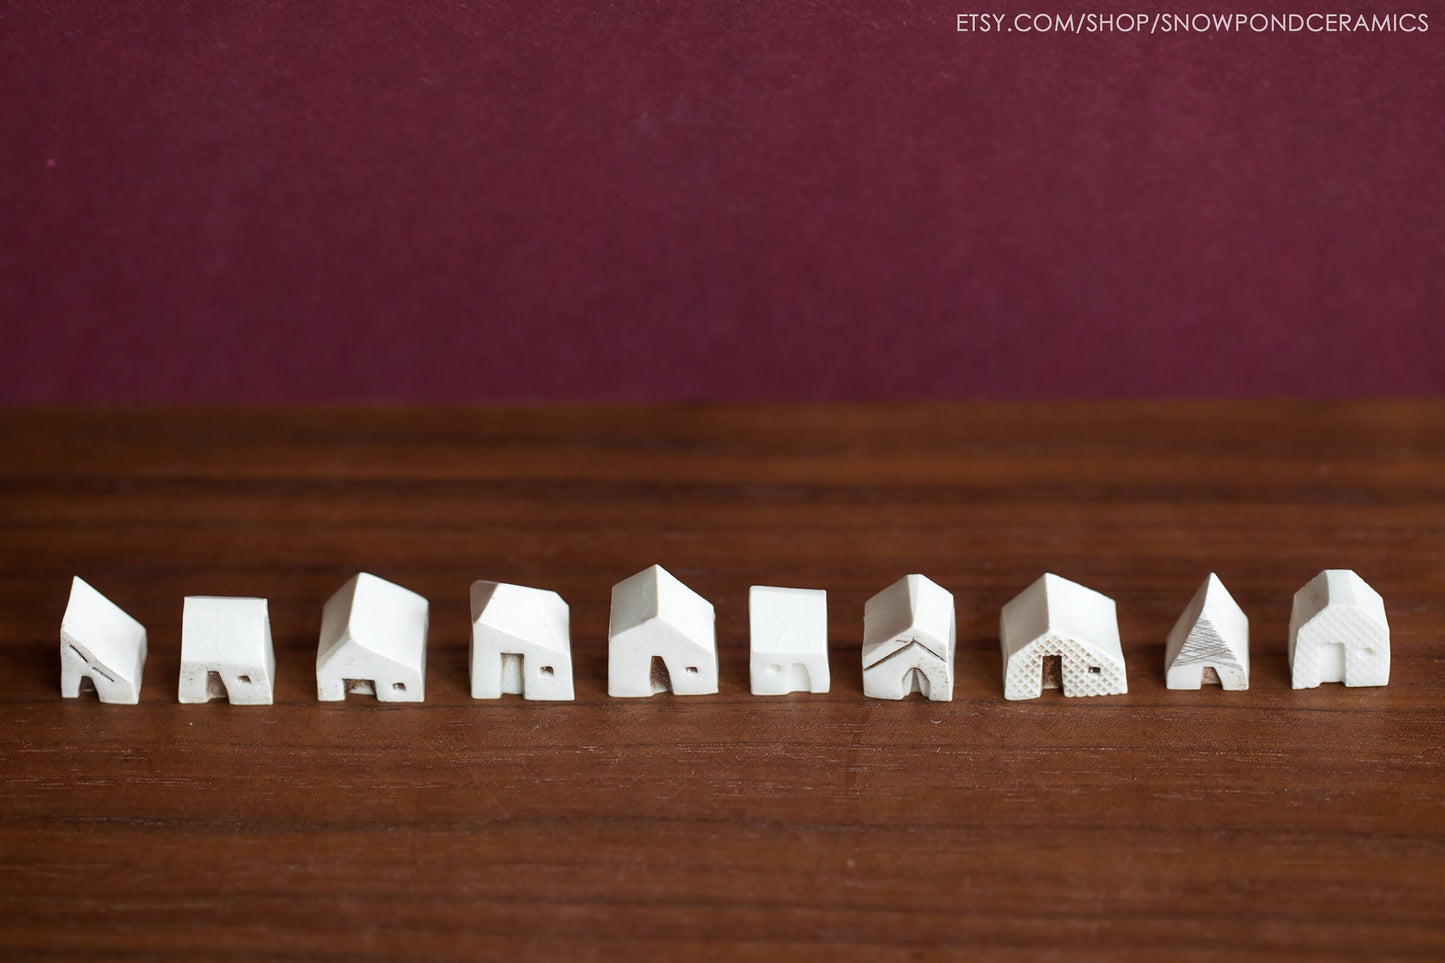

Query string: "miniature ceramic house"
[317, 572, 429, 702]
[999, 574, 1126, 700]
[470, 580, 574, 701]
[862, 574, 955, 701]
[60, 577, 147, 704]
[178, 596, 275, 705]
[749, 586, 829, 695]
[1164, 573, 1249, 690]
[1289, 569, 1389, 688]
[608, 565, 717, 697]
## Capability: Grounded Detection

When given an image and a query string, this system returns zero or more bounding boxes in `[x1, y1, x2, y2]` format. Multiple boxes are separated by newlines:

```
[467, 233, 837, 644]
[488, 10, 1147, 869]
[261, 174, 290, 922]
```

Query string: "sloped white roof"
[319, 572, 429, 669]
[749, 586, 827, 656]
[1000, 573, 1122, 664]
[181, 596, 270, 665]
[608, 565, 714, 652]
[471, 581, 569, 655]
[61, 577, 146, 677]
[1165, 573, 1248, 672]
[862, 574, 953, 666]
[1291, 569, 1388, 637]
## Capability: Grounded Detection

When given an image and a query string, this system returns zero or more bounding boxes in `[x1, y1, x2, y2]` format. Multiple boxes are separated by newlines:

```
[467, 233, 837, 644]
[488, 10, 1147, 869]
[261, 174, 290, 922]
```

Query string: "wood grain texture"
[1, 403, 1442, 961]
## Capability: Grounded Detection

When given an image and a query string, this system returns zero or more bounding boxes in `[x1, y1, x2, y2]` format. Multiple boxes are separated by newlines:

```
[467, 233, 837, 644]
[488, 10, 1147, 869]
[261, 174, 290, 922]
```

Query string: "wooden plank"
[1, 403, 1442, 960]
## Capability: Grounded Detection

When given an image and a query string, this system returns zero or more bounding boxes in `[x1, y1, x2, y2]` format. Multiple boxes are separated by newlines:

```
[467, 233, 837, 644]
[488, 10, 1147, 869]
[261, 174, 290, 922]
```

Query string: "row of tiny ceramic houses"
[59, 567, 1390, 705]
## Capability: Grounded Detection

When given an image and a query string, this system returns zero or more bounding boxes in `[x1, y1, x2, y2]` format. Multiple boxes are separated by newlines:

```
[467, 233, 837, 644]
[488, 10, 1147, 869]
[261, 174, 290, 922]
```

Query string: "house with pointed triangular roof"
[1165, 574, 1248, 690]
[1289, 569, 1389, 689]
[60, 577, 147, 704]
[317, 572, 429, 702]
[1000, 574, 1126, 700]
[470, 580, 574, 701]
[862, 574, 954, 701]
[608, 565, 717, 697]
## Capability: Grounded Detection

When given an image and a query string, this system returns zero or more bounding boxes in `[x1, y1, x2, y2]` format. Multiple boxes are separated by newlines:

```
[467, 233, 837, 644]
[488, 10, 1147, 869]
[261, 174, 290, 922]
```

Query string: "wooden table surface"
[2, 403, 1442, 961]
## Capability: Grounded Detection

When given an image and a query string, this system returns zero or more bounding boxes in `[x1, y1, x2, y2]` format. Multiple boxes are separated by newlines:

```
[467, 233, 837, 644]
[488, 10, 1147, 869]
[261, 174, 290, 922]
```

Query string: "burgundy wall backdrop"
[2, 2, 1441, 403]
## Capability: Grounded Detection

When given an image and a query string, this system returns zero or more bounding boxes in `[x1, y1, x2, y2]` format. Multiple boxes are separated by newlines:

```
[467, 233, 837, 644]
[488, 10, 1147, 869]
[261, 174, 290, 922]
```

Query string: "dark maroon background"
[2, 2, 1441, 403]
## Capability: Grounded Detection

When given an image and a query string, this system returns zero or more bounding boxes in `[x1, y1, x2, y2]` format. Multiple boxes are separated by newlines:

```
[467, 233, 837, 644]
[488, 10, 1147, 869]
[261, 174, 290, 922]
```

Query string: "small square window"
[685, 666, 698, 674]
[540, 666, 555, 676]
[1088, 666, 1101, 674]
[392, 682, 407, 692]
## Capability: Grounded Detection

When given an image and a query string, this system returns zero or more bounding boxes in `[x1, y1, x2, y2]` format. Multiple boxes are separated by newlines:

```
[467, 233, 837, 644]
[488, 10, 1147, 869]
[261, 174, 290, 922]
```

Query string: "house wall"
[1293, 625, 1390, 688]
[1005, 637, 1127, 701]
[862, 641, 953, 702]
[609, 626, 718, 698]
[318, 648, 423, 702]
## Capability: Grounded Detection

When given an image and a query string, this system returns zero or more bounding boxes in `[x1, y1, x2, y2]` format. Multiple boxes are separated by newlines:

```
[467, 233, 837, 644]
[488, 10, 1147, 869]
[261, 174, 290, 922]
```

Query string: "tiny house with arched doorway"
[608, 565, 718, 697]
[861, 574, 955, 702]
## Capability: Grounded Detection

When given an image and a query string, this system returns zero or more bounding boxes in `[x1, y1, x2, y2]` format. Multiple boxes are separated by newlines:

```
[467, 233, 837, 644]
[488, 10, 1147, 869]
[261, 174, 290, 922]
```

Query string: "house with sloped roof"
[317, 572, 429, 702]
[1000, 574, 1126, 700]
[862, 574, 955, 701]
[1289, 569, 1389, 688]
[1165, 573, 1249, 690]
[179, 595, 275, 705]
[470, 580, 574, 701]
[60, 577, 147, 704]
[608, 565, 716, 697]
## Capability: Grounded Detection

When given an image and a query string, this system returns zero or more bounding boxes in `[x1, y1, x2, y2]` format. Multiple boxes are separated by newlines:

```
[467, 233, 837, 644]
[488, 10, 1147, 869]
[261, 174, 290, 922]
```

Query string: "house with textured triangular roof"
[1289, 569, 1389, 688]
[60, 577, 147, 704]
[1165, 574, 1249, 690]
[317, 572, 429, 702]
[862, 574, 954, 701]
[1000, 574, 1126, 700]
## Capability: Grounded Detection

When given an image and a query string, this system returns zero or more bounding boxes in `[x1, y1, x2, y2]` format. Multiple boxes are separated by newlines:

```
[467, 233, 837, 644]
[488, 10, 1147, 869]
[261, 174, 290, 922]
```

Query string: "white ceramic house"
[178, 596, 275, 705]
[608, 565, 717, 697]
[470, 580, 574, 701]
[60, 577, 147, 704]
[999, 574, 1126, 700]
[749, 586, 829, 695]
[862, 574, 955, 701]
[317, 572, 429, 702]
[1165, 573, 1249, 690]
[1289, 569, 1389, 689]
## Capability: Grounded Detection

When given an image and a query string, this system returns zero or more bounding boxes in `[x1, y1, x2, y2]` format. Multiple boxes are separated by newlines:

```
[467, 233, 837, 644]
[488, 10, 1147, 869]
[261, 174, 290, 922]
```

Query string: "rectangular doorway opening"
[1041, 655, 1063, 690]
